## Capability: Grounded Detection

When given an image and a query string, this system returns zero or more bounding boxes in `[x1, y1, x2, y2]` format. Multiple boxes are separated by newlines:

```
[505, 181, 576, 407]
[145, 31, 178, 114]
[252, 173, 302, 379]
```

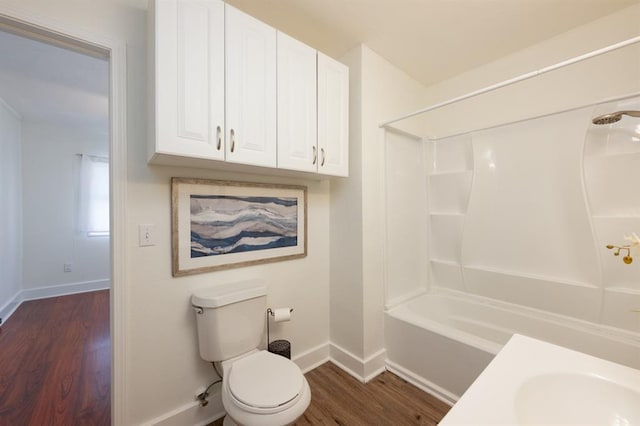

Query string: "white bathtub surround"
[439, 334, 640, 425]
[387, 99, 640, 324]
[383, 97, 640, 405]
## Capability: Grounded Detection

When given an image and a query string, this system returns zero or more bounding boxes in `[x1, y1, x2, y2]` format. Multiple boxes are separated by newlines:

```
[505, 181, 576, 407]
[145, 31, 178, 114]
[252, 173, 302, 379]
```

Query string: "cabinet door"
[318, 52, 349, 177]
[277, 32, 318, 173]
[154, 0, 225, 160]
[225, 5, 277, 167]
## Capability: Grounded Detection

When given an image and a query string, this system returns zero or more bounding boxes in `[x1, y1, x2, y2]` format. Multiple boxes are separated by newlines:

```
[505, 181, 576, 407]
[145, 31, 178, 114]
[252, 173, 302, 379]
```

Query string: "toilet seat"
[226, 351, 305, 415]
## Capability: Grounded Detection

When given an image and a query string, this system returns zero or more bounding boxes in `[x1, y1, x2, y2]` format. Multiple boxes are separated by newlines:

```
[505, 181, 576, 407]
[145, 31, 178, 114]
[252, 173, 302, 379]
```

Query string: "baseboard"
[141, 397, 225, 426]
[293, 341, 330, 373]
[363, 348, 387, 382]
[21, 279, 110, 301]
[0, 291, 22, 326]
[329, 343, 366, 381]
[329, 343, 387, 383]
[385, 360, 458, 406]
[0, 280, 110, 326]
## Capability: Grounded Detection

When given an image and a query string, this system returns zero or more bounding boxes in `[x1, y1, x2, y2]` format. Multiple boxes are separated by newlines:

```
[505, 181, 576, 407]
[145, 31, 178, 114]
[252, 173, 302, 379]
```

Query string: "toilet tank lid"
[192, 280, 266, 308]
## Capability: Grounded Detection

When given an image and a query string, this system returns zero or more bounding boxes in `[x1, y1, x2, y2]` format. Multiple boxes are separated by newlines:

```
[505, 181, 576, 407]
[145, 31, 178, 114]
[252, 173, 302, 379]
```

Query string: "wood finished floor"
[212, 361, 451, 425]
[0, 291, 110, 425]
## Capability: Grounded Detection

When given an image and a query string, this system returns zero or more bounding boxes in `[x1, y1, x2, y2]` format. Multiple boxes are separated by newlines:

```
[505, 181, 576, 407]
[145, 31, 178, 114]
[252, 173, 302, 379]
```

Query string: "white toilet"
[191, 280, 311, 426]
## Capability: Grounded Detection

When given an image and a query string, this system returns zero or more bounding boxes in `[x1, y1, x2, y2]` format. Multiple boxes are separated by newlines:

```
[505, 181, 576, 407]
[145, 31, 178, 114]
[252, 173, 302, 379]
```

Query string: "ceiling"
[0, 30, 108, 130]
[0, 0, 636, 129]
[226, 0, 639, 86]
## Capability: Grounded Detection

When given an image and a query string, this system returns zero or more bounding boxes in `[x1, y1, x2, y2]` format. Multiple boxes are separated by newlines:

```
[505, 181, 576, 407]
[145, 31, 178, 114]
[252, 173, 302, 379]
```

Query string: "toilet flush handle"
[192, 305, 204, 315]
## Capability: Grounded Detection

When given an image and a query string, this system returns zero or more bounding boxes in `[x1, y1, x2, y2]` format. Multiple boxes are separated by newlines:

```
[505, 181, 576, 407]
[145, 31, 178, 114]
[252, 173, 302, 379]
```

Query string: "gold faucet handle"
[606, 244, 633, 264]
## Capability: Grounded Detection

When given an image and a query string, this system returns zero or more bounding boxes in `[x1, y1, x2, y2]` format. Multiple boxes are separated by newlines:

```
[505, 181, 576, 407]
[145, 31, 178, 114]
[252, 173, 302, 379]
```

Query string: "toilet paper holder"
[267, 307, 294, 317]
[266, 307, 293, 347]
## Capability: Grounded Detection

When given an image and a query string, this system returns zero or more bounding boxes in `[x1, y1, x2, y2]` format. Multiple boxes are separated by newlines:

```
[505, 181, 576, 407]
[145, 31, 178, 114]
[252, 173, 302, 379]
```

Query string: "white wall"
[21, 121, 110, 292]
[127, 171, 330, 426]
[333, 45, 428, 377]
[0, 1, 330, 424]
[420, 3, 640, 139]
[0, 98, 22, 317]
[329, 46, 364, 370]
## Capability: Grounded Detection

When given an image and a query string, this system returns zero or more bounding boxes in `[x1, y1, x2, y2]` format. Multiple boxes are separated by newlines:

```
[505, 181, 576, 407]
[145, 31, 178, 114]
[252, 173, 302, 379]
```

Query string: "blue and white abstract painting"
[190, 195, 298, 258]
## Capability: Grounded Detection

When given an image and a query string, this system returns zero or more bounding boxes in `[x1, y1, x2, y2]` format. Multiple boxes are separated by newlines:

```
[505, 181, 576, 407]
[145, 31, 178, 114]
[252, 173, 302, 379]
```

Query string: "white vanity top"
[439, 333, 640, 425]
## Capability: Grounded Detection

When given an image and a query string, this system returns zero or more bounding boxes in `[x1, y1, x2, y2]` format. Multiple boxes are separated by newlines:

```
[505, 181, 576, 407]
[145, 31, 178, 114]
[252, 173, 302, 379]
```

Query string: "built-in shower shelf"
[430, 259, 461, 267]
[591, 215, 640, 219]
[429, 169, 473, 177]
[585, 151, 640, 162]
[428, 135, 474, 290]
[605, 286, 640, 296]
[462, 265, 599, 290]
[587, 152, 640, 159]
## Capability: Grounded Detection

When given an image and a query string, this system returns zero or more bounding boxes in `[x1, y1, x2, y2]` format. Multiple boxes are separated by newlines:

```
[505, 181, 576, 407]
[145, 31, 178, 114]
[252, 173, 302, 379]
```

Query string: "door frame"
[0, 6, 128, 424]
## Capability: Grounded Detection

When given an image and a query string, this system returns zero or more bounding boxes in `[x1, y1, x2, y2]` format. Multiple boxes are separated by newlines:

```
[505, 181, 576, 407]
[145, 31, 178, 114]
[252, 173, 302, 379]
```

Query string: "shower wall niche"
[427, 135, 473, 292]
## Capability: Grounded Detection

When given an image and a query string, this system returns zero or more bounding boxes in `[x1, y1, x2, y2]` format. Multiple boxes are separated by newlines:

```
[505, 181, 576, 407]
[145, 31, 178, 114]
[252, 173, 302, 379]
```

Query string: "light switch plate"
[138, 224, 156, 247]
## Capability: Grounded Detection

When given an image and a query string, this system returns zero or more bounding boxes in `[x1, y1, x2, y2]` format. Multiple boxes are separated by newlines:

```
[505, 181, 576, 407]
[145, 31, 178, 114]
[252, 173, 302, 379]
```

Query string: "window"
[78, 154, 109, 237]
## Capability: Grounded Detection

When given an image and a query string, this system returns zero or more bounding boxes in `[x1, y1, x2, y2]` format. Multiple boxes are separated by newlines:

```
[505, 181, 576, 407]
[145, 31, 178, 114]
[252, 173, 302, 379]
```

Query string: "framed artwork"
[171, 178, 307, 276]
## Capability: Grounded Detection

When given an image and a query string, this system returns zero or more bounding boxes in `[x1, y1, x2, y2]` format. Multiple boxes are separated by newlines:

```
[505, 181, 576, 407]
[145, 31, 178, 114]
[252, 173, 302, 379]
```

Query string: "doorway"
[0, 12, 126, 424]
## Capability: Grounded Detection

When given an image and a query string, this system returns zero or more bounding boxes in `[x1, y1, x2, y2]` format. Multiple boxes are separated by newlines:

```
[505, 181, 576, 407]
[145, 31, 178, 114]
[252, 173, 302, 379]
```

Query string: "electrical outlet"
[64, 263, 72, 273]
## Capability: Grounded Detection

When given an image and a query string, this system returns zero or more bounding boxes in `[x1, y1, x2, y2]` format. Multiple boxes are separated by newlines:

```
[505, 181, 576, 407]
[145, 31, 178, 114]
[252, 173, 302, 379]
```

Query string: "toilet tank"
[191, 280, 267, 362]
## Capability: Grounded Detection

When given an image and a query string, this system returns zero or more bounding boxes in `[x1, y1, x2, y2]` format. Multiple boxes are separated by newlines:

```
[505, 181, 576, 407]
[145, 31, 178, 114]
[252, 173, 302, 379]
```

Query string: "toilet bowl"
[220, 350, 311, 426]
[191, 281, 311, 426]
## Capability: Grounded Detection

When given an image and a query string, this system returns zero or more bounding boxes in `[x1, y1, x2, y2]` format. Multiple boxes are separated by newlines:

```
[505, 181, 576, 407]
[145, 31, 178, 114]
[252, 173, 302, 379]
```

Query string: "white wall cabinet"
[318, 52, 349, 177]
[277, 31, 318, 173]
[225, 5, 277, 168]
[149, 0, 348, 178]
[150, 0, 225, 161]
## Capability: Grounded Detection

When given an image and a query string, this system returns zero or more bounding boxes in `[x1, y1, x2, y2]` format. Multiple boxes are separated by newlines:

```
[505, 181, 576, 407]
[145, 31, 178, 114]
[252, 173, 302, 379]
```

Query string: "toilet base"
[222, 414, 299, 426]
[223, 415, 237, 426]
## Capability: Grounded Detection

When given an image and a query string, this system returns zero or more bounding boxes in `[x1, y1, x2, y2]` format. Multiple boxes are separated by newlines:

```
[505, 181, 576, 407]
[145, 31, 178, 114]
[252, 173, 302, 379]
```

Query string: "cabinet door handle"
[312, 146, 317, 165]
[216, 126, 222, 151]
[230, 129, 235, 153]
[320, 148, 326, 167]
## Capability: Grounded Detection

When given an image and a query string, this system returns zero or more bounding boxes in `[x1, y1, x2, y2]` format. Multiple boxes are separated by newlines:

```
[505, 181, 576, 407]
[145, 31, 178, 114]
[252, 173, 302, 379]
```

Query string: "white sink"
[515, 373, 640, 425]
[440, 334, 640, 425]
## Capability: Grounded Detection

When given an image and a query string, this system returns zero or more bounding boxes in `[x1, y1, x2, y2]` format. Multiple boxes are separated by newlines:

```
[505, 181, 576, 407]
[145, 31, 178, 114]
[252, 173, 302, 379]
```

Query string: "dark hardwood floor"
[1, 292, 448, 425]
[299, 362, 450, 425]
[212, 361, 451, 425]
[0, 291, 110, 425]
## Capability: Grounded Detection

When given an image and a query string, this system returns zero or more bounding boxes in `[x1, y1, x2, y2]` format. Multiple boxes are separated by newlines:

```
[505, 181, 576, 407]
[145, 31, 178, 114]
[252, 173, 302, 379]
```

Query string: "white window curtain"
[78, 154, 109, 237]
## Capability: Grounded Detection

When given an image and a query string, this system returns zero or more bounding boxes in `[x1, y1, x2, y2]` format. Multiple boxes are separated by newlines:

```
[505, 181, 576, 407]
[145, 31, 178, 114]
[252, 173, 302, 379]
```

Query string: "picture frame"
[171, 178, 307, 276]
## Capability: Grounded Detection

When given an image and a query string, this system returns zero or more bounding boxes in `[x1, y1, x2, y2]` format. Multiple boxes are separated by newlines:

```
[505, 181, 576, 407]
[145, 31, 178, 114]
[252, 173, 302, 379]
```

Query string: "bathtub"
[384, 289, 640, 405]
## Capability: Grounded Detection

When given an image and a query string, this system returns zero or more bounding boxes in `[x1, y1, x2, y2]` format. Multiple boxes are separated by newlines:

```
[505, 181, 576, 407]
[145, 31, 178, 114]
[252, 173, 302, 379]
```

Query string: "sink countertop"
[439, 333, 640, 425]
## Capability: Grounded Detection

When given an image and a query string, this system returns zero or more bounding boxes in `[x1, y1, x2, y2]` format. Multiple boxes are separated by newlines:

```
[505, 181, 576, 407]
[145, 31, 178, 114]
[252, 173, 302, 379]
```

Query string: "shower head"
[591, 110, 640, 125]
